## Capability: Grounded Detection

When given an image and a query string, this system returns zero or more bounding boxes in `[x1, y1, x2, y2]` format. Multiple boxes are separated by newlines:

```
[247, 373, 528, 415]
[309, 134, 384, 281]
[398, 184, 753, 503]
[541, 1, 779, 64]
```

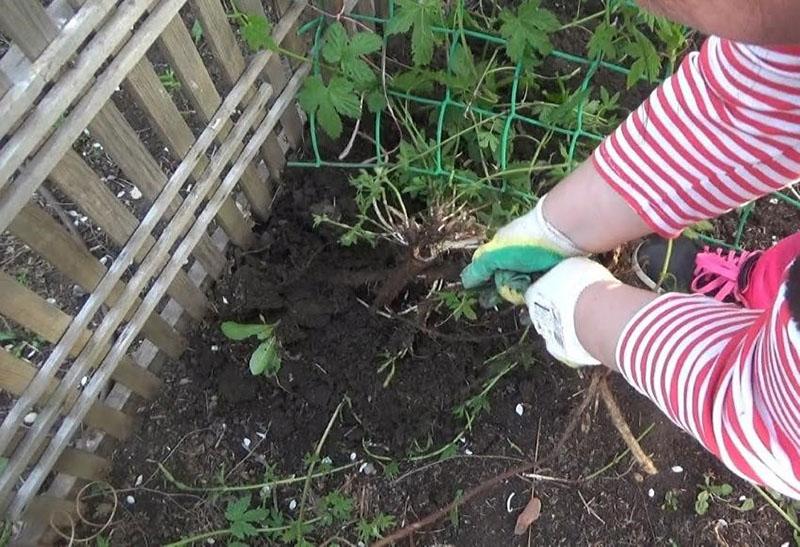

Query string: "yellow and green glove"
[461, 195, 588, 305]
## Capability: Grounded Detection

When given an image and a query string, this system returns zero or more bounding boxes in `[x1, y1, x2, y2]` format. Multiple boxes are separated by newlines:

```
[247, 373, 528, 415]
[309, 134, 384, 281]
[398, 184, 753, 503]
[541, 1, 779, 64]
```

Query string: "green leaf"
[230, 519, 257, 539]
[249, 338, 281, 376]
[322, 22, 348, 63]
[298, 76, 360, 139]
[366, 89, 387, 113]
[328, 77, 361, 117]
[695, 491, 709, 515]
[738, 497, 755, 511]
[226, 495, 252, 522]
[240, 14, 275, 52]
[350, 31, 382, 56]
[499, 0, 559, 64]
[221, 321, 271, 341]
[191, 20, 204, 45]
[624, 29, 661, 87]
[587, 21, 617, 59]
[0, 330, 17, 343]
[386, 0, 443, 66]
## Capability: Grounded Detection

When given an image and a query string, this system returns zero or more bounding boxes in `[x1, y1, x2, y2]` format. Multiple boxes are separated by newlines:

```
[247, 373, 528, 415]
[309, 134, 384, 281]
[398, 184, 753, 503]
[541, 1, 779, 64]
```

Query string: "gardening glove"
[525, 257, 617, 368]
[461, 195, 588, 305]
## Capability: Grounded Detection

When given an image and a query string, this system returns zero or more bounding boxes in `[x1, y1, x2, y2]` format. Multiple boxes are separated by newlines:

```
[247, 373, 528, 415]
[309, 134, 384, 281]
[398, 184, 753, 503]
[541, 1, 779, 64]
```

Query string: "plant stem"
[753, 485, 800, 535]
[656, 238, 674, 291]
[558, 10, 606, 31]
[157, 461, 357, 493]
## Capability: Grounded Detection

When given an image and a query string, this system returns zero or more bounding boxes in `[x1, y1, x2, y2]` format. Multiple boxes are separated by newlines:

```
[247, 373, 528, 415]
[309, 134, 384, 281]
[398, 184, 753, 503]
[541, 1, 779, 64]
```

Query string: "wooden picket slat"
[0, 0, 158, 194]
[48, 152, 211, 321]
[0, 271, 161, 400]
[0, 1, 58, 60]
[191, 0, 287, 185]
[0, 349, 134, 440]
[0, 0, 118, 139]
[9, 203, 187, 359]
[157, 15, 273, 222]
[121, 58, 257, 245]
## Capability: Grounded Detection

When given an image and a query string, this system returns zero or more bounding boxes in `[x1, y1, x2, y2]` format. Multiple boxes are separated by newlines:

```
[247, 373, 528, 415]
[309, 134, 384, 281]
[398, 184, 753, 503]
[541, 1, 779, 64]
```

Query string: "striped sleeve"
[615, 268, 800, 498]
[593, 38, 800, 238]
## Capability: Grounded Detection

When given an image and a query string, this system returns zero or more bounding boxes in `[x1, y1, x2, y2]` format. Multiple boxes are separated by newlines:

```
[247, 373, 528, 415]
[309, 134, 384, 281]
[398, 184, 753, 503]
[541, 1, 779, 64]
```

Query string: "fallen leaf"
[514, 495, 542, 535]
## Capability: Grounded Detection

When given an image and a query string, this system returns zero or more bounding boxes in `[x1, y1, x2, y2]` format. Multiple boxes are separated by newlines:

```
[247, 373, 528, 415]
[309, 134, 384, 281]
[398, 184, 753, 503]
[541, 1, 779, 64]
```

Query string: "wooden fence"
[0, 0, 372, 542]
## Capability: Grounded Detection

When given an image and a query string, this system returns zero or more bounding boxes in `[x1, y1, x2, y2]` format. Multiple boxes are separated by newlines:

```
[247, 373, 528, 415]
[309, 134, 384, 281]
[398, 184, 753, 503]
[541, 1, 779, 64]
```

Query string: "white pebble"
[80, 376, 89, 386]
[222, 296, 229, 304]
[769, 197, 779, 205]
[129, 186, 143, 200]
[465, 448, 473, 456]
[211, 345, 219, 352]
[648, 488, 655, 498]
[256, 431, 267, 440]
[515, 403, 524, 417]
[288, 499, 297, 511]
[116, 190, 125, 198]
[350, 452, 357, 461]
[242, 437, 251, 450]
[206, 539, 215, 545]
[126, 495, 135, 505]
[23, 412, 37, 425]
[505, 492, 516, 513]
[134, 474, 143, 487]
[671, 465, 683, 473]
[359, 462, 377, 475]
[738, 495, 747, 501]
[46, 297, 56, 305]
[92, 142, 103, 150]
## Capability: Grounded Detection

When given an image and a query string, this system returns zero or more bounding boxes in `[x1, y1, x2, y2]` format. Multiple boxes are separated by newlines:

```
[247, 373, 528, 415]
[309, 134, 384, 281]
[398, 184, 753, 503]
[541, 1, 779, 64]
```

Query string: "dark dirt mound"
[102, 165, 797, 546]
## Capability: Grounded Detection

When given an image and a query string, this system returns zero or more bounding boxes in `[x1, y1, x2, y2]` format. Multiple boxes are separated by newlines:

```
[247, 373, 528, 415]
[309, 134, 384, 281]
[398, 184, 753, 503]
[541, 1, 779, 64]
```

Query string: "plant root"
[598, 378, 658, 475]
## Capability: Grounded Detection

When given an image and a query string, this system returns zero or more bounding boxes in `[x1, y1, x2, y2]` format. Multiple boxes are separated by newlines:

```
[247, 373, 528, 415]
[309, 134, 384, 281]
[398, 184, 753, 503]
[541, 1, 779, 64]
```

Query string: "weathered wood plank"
[0, 271, 161, 400]
[48, 152, 210, 321]
[9, 202, 187, 359]
[0, 0, 118, 139]
[0, 0, 183, 236]
[121, 58, 256, 247]
[157, 15, 272, 222]
[0, 1, 58, 59]
[0, 349, 134, 440]
[0, 0, 158, 194]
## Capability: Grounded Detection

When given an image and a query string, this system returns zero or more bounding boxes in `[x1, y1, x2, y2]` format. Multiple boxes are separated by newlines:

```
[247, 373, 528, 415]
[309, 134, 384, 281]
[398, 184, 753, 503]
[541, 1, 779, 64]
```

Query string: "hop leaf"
[239, 14, 275, 52]
[322, 22, 381, 87]
[499, 0, 559, 64]
[298, 75, 361, 139]
[386, 0, 443, 66]
[624, 28, 661, 87]
[587, 21, 618, 59]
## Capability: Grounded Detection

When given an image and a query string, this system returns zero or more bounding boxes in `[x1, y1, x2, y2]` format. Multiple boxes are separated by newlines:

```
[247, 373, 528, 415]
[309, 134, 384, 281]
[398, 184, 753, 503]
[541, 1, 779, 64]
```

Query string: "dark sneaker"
[632, 235, 701, 293]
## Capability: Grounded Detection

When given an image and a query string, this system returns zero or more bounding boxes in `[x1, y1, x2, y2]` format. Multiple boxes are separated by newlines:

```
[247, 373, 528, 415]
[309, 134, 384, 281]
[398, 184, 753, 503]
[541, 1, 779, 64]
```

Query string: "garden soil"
[101, 164, 798, 546]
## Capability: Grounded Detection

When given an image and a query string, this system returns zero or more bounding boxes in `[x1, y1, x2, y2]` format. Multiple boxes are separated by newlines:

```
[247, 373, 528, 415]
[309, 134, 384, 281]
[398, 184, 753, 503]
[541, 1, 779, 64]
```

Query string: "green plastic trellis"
[287, 1, 800, 249]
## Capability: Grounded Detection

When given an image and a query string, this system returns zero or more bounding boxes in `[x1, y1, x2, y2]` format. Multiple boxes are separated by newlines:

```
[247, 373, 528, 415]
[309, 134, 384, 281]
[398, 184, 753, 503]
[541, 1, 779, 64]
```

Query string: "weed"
[376, 347, 409, 388]
[662, 488, 680, 512]
[190, 19, 203, 44]
[356, 513, 396, 543]
[220, 319, 281, 377]
[227, 6, 276, 53]
[437, 290, 478, 322]
[695, 476, 731, 515]
[158, 68, 181, 94]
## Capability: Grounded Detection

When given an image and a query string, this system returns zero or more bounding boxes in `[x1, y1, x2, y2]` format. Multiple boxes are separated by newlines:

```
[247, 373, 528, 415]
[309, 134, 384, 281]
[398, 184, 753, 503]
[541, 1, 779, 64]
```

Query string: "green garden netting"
[287, 1, 800, 249]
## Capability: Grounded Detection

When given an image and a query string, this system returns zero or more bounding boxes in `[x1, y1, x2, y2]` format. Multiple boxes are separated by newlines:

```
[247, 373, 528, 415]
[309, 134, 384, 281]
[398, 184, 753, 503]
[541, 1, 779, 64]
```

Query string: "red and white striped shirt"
[593, 37, 800, 498]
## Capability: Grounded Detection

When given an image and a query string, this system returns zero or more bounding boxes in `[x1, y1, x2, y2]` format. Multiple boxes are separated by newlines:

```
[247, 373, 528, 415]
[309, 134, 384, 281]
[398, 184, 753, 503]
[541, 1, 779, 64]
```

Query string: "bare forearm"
[638, 0, 800, 44]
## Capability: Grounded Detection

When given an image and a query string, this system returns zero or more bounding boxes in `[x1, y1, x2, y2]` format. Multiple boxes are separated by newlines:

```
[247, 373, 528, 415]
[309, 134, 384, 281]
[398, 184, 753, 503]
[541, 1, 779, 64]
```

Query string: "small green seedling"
[220, 320, 281, 377]
[662, 488, 680, 512]
[695, 475, 733, 515]
[227, 7, 275, 52]
[159, 68, 181, 94]
[356, 513, 396, 543]
[191, 19, 203, 44]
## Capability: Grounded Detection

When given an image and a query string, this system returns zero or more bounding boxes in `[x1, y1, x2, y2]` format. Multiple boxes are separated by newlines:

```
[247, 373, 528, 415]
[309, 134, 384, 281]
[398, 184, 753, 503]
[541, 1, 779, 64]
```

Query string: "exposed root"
[598, 378, 658, 475]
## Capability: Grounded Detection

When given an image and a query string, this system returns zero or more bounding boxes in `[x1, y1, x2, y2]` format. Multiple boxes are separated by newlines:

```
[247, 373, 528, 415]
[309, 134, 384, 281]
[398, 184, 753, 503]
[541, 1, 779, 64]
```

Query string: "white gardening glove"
[524, 257, 618, 367]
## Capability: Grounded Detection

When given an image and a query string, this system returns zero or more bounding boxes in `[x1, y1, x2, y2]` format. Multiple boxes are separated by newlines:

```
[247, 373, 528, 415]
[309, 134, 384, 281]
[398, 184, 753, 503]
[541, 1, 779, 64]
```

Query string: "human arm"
[528, 258, 800, 499]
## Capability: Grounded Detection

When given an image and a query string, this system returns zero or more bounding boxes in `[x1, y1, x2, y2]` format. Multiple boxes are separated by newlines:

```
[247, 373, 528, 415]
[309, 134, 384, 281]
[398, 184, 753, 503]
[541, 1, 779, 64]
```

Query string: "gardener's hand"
[525, 257, 618, 367]
[460, 195, 588, 304]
